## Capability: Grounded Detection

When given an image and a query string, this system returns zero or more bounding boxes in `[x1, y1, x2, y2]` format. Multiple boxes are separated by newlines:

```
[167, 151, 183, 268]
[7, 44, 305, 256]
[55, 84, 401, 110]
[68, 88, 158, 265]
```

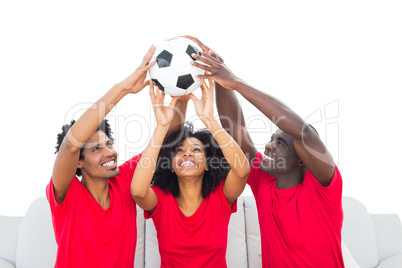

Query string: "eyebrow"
[89, 144, 100, 150]
[87, 139, 112, 150]
[278, 137, 288, 146]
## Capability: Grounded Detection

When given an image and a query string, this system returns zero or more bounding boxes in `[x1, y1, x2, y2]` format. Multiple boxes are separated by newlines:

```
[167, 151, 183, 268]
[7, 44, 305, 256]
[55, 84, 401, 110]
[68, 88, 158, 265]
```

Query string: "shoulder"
[248, 152, 274, 185]
[46, 176, 82, 210]
[118, 154, 142, 173]
[303, 165, 343, 204]
[114, 154, 142, 184]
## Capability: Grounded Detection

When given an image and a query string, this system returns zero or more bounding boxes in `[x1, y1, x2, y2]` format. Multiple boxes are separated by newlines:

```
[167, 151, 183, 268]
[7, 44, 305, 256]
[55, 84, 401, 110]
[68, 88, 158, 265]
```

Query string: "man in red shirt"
[47, 45, 188, 268]
[187, 36, 344, 267]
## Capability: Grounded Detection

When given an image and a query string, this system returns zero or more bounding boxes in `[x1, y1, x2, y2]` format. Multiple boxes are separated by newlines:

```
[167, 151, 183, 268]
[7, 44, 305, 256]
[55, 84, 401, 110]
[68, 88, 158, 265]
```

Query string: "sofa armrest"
[342, 196, 379, 268]
[0, 258, 16, 268]
[376, 254, 402, 268]
[371, 214, 402, 262]
[0, 216, 22, 265]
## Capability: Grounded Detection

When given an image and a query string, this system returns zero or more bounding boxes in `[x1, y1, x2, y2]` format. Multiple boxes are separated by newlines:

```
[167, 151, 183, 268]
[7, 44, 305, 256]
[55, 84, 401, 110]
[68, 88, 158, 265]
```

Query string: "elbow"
[235, 163, 251, 181]
[130, 185, 148, 200]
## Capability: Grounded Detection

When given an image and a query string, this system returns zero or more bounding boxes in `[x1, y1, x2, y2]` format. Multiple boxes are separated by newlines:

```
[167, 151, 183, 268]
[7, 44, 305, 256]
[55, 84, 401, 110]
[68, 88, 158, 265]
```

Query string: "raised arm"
[192, 52, 335, 187]
[189, 79, 250, 207]
[131, 84, 178, 212]
[52, 46, 156, 204]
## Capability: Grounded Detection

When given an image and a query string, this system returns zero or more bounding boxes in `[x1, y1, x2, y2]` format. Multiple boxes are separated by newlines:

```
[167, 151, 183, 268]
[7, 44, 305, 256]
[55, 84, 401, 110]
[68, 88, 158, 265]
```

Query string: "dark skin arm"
[183, 36, 257, 164]
[190, 50, 335, 186]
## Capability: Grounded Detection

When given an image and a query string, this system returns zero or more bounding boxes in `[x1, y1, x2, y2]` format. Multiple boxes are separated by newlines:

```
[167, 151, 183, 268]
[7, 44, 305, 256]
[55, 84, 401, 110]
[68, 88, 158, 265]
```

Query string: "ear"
[77, 161, 83, 169]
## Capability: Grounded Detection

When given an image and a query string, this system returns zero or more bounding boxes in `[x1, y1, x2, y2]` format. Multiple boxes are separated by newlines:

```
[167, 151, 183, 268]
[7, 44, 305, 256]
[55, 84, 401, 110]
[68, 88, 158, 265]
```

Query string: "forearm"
[131, 124, 169, 198]
[234, 81, 306, 139]
[215, 83, 257, 162]
[67, 83, 127, 149]
[169, 99, 188, 131]
[215, 83, 246, 135]
[204, 118, 250, 178]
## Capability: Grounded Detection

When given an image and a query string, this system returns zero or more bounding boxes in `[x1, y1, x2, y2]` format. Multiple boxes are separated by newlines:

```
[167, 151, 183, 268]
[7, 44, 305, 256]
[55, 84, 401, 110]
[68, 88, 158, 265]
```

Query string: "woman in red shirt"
[131, 78, 250, 268]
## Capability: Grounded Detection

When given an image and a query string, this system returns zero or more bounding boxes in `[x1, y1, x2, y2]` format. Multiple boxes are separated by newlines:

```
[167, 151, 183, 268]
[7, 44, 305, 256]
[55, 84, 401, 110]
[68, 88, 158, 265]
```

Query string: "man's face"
[78, 131, 119, 180]
[260, 129, 300, 176]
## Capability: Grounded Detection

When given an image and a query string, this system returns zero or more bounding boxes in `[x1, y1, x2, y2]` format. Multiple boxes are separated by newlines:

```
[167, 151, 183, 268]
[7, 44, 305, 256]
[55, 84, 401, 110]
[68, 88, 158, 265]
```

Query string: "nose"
[104, 145, 116, 156]
[183, 148, 193, 156]
[265, 141, 274, 151]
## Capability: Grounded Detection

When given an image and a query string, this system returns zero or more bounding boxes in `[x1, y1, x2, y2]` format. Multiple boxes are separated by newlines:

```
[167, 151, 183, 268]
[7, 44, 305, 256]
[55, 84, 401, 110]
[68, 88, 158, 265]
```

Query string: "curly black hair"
[54, 119, 114, 176]
[152, 122, 231, 198]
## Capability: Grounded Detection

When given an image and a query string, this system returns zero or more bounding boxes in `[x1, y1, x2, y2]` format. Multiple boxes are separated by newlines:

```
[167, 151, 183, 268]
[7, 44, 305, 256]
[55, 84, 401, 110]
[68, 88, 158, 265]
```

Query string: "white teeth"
[102, 160, 115, 167]
[181, 161, 195, 167]
[263, 155, 273, 161]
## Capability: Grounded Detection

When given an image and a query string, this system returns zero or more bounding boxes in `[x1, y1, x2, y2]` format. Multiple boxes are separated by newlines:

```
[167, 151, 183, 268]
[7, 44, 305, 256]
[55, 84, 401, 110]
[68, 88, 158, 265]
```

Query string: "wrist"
[200, 116, 218, 129]
[113, 82, 131, 96]
[231, 79, 246, 91]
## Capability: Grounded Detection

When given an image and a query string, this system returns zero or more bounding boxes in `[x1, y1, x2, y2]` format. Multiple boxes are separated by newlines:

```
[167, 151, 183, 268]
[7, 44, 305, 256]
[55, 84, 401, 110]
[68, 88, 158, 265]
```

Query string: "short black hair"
[152, 122, 230, 198]
[54, 119, 114, 176]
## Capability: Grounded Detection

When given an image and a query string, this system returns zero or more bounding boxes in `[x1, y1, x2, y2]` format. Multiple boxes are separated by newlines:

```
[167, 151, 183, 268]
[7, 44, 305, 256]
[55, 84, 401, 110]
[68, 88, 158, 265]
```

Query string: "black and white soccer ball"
[148, 37, 205, 96]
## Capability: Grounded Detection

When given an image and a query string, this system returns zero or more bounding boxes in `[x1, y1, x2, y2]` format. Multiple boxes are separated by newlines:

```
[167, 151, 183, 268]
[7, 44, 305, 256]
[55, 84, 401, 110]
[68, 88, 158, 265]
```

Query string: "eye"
[175, 147, 184, 153]
[107, 140, 114, 148]
[193, 148, 201, 152]
[278, 140, 284, 147]
[92, 146, 99, 152]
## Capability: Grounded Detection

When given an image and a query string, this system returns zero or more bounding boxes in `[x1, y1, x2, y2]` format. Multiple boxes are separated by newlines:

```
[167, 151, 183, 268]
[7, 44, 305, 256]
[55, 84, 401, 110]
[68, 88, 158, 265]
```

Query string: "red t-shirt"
[248, 152, 344, 268]
[144, 181, 236, 268]
[46, 155, 141, 268]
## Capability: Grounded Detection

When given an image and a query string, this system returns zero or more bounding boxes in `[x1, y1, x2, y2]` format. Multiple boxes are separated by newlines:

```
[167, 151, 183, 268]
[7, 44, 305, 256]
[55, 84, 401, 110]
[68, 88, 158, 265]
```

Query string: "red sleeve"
[46, 176, 80, 234]
[116, 154, 142, 187]
[217, 180, 237, 213]
[304, 165, 343, 210]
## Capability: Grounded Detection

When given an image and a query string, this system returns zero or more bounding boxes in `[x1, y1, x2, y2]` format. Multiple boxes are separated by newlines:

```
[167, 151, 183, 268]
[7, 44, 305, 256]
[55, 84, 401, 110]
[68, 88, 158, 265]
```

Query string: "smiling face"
[78, 131, 119, 180]
[172, 137, 208, 179]
[260, 129, 301, 176]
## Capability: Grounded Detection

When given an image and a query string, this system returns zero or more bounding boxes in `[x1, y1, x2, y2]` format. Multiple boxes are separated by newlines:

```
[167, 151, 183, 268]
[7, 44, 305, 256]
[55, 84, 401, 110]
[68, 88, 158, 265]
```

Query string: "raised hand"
[189, 78, 215, 123]
[190, 52, 242, 91]
[119, 45, 157, 94]
[149, 82, 178, 127]
[182, 35, 224, 62]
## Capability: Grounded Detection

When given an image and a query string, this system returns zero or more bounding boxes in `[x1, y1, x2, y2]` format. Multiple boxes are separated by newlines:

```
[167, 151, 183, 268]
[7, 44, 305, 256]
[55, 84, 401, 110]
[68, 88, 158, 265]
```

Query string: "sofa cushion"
[15, 197, 57, 268]
[0, 258, 15, 268]
[145, 216, 161, 267]
[226, 196, 248, 268]
[243, 195, 262, 268]
[0, 216, 22, 265]
[376, 254, 402, 268]
[134, 206, 145, 268]
[342, 196, 378, 268]
[341, 240, 360, 268]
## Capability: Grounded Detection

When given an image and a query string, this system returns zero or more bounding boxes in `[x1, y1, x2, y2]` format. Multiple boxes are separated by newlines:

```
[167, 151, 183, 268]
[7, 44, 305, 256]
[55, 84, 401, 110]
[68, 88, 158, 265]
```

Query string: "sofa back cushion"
[226, 196, 248, 268]
[15, 197, 57, 268]
[243, 195, 262, 268]
[0, 215, 23, 265]
[342, 196, 378, 268]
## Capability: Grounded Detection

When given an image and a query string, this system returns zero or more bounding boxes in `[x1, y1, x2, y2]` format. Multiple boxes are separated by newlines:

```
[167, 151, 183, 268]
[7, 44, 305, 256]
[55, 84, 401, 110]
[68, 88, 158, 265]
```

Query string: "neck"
[274, 168, 306, 189]
[82, 177, 110, 210]
[176, 176, 203, 216]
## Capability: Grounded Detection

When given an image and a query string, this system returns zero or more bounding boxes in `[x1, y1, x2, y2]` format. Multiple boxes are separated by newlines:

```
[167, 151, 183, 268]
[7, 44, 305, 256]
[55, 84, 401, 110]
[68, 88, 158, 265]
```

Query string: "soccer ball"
[148, 37, 205, 96]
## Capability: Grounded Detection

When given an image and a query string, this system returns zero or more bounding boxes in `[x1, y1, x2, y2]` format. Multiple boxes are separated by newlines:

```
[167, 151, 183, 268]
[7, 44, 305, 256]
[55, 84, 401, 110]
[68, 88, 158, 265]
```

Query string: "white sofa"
[1, 195, 402, 268]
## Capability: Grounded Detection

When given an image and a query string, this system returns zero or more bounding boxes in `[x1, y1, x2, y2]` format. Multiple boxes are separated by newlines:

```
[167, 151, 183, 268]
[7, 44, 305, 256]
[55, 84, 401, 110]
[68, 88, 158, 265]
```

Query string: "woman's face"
[172, 137, 208, 178]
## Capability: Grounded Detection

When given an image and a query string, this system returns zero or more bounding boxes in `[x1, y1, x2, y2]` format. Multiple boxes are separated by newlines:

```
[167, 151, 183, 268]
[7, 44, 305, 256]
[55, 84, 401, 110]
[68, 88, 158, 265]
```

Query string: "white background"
[0, 0, 401, 219]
